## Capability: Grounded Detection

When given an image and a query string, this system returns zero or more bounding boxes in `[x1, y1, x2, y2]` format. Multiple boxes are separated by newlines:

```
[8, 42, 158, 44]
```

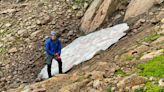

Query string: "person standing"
[45, 31, 62, 78]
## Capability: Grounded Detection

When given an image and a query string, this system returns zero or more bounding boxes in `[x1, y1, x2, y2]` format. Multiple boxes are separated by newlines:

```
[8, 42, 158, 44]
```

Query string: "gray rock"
[140, 49, 163, 60]
[159, 79, 164, 87]
[149, 77, 156, 81]
[0, 43, 3, 48]
[124, 0, 158, 20]
[17, 29, 29, 38]
[16, 0, 25, 3]
[72, 5, 79, 10]
[117, 74, 147, 91]
[5, 23, 12, 27]
[76, 11, 84, 18]
[80, 0, 119, 33]
[84, 2, 89, 9]
[93, 80, 100, 88]
[0, 9, 16, 14]
[111, 87, 116, 91]
[36, 15, 51, 25]
[67, 31, 74, 36]
[0, 30, 5, 33]
[30, 30, 41, 38]
[8, 47, 18, 53]
[142, 42, 150, 46]
[113, 14, 122, 20]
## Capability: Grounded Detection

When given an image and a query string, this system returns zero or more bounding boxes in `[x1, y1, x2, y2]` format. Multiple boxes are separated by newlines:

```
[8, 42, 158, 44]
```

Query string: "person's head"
[51, 31, 57, 41]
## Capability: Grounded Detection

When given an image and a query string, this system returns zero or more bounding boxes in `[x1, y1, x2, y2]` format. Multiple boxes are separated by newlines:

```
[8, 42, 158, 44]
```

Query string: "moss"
[107, 87, 112, 92]
[115, 69, 127, 77]
[145, 82, 164, 92]
[144, 34, 161, 42]
[138, 55, 164, 78]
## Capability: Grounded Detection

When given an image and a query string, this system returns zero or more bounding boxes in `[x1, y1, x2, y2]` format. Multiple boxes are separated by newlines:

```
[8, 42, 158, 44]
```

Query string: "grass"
[0, 47, 6, 54]
[121, 54, 135, 61]
[133, 82, 164, 92]
[107, 87, 112, 92]
[138, 55, 164, 78]
[115, 69, 127, 77]
[73, 0, 85, 6]
[144, 82, 164, 92]
[144, 34, 161, 42]
[134, 88, 144, 92]
[126, 55, 135, 61]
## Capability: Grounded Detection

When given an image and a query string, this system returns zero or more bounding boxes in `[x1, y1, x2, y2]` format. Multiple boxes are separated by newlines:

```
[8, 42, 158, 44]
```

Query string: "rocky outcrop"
[80, 0, 103, 33]
[124, 0, 164, 20]
[80, 0, 119, 33]
[117, 74, 147, 91]
[140, 49, 163, 60]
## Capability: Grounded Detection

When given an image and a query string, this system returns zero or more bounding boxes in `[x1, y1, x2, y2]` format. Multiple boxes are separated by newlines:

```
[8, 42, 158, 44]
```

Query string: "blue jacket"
[45, 37, 62, 56]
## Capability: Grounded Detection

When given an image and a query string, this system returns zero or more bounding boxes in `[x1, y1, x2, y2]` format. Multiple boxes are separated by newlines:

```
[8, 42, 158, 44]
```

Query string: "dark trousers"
[46, 55, 63, 78]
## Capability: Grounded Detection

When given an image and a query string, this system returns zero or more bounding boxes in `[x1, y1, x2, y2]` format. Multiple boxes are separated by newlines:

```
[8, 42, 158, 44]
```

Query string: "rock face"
[80, 0, 119, 33]
[124, 0, 164, 20]
[80, 0, 103, 33]
[140, 49, 164, 60]
[117, 74, 147, 91]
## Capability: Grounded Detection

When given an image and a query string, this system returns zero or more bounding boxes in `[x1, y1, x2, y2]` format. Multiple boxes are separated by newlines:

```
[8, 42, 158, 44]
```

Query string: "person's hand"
[54, 53, 59, 59]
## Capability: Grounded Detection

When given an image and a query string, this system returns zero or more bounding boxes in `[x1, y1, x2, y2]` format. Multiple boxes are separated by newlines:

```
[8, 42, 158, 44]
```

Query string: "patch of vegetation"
[138, 55, 164, 78]
[107, 87, 112, 92]
[75, 0, 84, 4]
[162, 49, 164, 54]
[76, 76, 85, 82]
[115, 69, 127, 77]
[121, 54, 135, 61]
[145, 82, 164, 92]
[120, 0, 130, 5]
[134, 87, 144, 92]
[144, 34, 161, 42]
[124, 54, 135, 61]
[0, 47, 6, 54]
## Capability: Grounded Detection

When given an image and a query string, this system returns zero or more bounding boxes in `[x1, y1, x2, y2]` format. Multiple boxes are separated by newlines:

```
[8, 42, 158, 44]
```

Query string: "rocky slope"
[0, 0, 93, 91]
[0, 0, 164, 92]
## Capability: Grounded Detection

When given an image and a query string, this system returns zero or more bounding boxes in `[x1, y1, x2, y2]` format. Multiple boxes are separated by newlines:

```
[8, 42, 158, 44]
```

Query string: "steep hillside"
[0, 0, 164, 92]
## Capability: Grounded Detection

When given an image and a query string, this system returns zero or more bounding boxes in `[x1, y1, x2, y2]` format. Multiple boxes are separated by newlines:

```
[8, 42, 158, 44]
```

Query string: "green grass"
[107, 87, 112, 92]
[138, 55, 164, 78]
[74, 0, 85, 6]
[144, 34, 161, 42]
[115, 69, 127, 77]
[0, 47, 6, 54]
[134, 88, 144, 92]
[145, 82, 164, 92]
[126, 55, 135, 61]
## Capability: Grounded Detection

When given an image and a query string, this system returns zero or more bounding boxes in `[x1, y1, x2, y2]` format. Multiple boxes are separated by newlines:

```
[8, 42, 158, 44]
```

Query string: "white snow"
[38, 23, 129, 79]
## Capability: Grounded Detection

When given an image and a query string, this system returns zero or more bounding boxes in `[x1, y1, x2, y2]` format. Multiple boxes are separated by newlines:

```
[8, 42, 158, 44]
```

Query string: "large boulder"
[89, 0, 119, 33]
[124, 0, 164, 21]
[80, 0, 103, 33]
[80, 0, 119, 33]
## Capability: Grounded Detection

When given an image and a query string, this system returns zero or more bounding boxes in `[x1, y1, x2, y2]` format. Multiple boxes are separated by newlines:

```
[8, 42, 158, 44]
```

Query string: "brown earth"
[0, 0, 164, 92]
